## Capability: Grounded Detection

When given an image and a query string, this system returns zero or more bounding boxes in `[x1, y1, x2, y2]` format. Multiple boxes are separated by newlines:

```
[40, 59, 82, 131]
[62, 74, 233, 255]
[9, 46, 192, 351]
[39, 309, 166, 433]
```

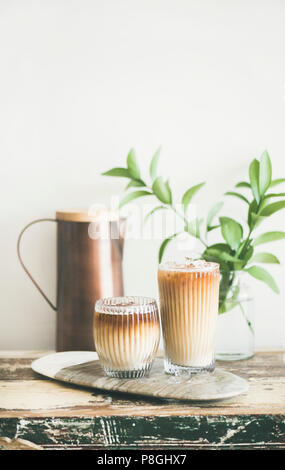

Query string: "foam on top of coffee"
[159, 258, 219, 272]
[109, 299, 135, 307]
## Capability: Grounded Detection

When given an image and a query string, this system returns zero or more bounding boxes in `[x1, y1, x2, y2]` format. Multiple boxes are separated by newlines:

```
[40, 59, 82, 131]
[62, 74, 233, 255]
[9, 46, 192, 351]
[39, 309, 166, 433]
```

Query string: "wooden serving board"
[31, 352, 248, 402]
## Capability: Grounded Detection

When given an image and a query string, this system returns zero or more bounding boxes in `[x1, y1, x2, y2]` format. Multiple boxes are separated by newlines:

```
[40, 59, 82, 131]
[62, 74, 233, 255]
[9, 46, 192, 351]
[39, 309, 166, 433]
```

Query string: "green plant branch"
[102, 148, 285, 322]
[239, 301, 254, 335]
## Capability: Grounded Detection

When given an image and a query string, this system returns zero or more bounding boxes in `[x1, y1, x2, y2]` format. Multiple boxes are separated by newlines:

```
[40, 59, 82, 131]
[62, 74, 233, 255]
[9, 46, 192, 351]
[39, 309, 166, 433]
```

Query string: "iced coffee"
[158, 260, 220, 374]
[94, 296, 160, 378]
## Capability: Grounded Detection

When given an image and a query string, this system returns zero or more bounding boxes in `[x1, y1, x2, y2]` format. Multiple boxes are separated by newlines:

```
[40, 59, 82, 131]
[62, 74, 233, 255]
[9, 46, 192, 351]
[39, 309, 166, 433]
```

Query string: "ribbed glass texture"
[158, 261, 220, 375]
[94, 296, 160, 378]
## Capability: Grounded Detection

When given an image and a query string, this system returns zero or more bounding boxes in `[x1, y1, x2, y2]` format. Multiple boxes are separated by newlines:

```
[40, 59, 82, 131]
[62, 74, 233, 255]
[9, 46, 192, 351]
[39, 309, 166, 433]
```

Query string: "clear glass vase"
[216, 271, 254, 361]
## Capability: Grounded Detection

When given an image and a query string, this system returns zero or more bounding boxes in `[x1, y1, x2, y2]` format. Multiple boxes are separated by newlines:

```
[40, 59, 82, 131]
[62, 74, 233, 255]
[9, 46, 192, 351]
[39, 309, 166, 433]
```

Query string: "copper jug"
[17, 210, 126, 351]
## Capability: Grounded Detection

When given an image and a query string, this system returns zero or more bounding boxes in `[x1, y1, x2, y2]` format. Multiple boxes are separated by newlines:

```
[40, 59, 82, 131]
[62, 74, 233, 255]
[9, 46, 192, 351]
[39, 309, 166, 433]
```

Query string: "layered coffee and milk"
[94, 296, 160, 378]
[158, 260, 220, 374]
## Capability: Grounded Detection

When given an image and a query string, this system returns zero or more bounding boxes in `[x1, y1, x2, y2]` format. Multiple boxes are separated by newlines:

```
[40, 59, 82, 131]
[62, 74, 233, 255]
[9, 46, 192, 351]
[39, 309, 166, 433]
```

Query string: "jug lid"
[56, 208, 121, 222]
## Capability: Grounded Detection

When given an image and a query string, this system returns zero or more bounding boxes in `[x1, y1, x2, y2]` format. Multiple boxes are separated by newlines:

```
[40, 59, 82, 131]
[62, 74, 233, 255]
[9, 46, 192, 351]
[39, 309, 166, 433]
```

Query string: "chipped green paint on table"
[0, 351, 285, 449]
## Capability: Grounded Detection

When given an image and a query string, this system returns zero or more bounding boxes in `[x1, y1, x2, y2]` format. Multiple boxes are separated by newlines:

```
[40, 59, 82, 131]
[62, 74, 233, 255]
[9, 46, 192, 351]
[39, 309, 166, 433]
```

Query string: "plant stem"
[171, 205, 208, 247]
[239, 301, 254, 335]
[144, 181, 209, 250]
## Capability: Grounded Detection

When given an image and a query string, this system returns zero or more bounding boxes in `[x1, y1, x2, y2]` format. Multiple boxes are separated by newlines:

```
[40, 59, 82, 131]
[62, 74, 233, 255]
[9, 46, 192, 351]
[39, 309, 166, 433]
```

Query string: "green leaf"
[205, 248, 242, 264]
[235, 181, 251, 189]
[250, 213, 267, 228]
[207, 243, 232, 253]
[204, 244, 244, 271]
[260, 200, 285, 217]
[144, 205, 168, 224]
[102, 167, 131, 178]
[206, 201, 223, 231]
[247, 201, 254, 229]
[249, 159, 260, 203]
[185, 218, 202, 238]
[270, 178, 285, 188]
[236, 239, 247, 257]
[165, 180, 172, 205]
[248, 200, 265, 229]
[257, 197, 272, 213]
[119, 190, 152, 208]
[242, 245, 254, 264]
[254, 214, 269, 228]
[149, 147, 161, 181]
[158, 233, 180, 263]
[126, 148, 140, 179]
[250, 252, 280, 264]
[259, 150, 272, 196]
[265, 193, 285, 198]
[253, 231, 285, 246]
[181, 182, 205, 213]
[125, 179, 145, 190]
[225, 192, 250, 204]
[152, 177, 172, 204]
[207, 224, 220, 232]
[219, 217, 243, 251]
[203, 244, 232, 265]
[245, 265, 279, 294]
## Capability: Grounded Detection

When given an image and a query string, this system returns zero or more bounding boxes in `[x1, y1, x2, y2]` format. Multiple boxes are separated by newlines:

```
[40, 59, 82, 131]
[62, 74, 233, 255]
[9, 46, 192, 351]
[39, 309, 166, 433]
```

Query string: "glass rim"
[95, 296, 158, 315]
[158, 259, 219, 273]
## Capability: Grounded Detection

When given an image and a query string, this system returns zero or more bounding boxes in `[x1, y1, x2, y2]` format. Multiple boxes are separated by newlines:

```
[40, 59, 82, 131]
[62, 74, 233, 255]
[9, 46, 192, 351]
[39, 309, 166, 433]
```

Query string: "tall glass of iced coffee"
[158, 260, 220, 375]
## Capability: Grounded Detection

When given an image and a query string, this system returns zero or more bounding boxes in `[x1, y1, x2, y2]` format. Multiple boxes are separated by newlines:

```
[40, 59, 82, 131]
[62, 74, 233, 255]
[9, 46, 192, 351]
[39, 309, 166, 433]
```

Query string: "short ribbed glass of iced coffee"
[94, 296, 160, 378]
[158, 260, 220, 375]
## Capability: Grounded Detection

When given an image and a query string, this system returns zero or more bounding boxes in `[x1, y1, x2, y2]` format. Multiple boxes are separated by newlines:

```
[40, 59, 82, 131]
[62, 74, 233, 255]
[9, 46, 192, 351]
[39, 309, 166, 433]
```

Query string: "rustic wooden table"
[0, 351, 284, 450]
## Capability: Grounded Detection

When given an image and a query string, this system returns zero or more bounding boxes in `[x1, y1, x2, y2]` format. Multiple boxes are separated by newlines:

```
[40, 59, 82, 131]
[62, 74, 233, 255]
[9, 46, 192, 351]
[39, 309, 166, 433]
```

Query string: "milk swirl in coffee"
[158, 260, 220, 374]
[94, 296, 160, 378]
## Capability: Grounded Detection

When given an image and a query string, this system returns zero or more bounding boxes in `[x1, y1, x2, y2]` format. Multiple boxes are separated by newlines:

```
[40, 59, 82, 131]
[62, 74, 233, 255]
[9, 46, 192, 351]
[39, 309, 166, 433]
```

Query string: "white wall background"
[1, 0, 285, 350]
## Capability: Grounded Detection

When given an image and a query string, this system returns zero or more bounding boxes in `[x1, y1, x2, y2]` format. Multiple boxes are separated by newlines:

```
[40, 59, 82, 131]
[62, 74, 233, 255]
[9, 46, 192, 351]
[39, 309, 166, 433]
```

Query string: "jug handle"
[17, 218, 57, 311]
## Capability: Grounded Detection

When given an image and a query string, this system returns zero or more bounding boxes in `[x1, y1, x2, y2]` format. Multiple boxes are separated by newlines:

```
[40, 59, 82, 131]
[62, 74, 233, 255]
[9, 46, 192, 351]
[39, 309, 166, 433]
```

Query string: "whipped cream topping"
[159, 258, 219, 272]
